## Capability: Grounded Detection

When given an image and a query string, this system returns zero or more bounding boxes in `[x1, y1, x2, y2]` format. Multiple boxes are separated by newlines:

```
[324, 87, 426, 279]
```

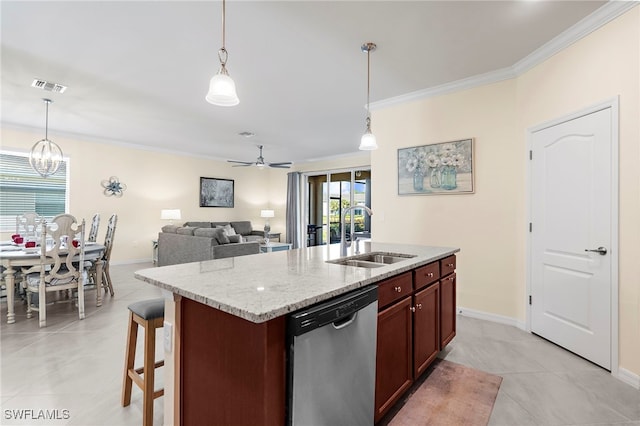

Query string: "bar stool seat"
[122, 298, 165, 426]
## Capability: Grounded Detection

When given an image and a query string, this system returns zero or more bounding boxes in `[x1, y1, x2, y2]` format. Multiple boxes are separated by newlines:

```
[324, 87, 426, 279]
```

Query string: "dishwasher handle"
[333, 312, 357, 330]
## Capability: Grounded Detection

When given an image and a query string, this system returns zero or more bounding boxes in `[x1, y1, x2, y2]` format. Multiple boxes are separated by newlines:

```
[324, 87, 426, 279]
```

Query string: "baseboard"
[457, 306, 527, 331]
[615, 367, 640, 390]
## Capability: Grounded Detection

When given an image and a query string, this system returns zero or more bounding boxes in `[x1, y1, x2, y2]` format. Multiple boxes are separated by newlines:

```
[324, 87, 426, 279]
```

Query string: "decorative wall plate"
[101, 176, 126, 197]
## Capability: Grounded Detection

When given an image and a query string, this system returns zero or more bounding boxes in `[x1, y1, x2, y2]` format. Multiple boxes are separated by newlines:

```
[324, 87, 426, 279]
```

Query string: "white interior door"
[530, 106, 614, 370]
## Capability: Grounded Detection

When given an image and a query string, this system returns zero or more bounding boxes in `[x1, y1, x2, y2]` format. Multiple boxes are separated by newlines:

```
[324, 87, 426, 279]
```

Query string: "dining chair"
[88, 213, 100, 243]
[24, 214, 86, 327]
[87, 213, 117, 296]
[16, 212, 44, 240]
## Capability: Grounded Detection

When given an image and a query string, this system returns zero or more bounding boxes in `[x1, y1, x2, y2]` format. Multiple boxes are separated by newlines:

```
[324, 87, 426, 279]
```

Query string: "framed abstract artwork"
[199, 177, 234, 207]
[398, 138, 474, 195]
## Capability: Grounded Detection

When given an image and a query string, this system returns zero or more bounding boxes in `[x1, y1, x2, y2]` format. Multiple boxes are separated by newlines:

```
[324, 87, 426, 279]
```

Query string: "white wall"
[1, 128, 288, 262]
[371, 8, 639, 378]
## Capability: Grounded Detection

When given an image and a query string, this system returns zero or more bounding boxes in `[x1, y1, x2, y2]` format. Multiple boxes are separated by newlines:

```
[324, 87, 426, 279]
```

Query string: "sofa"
[157, 221, 263, 267]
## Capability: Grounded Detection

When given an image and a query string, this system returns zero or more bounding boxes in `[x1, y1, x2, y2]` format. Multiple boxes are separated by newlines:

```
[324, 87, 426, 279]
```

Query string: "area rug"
[379, 359, 503, 426]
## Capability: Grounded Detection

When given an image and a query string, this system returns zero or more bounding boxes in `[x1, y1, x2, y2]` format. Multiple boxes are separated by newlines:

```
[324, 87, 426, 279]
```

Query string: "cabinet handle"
[448, 277, 454, 281]
[417, 303, 422, 310]
[394, 286, 402, 293]
[411, 306, 416, 313]
[427, 272, 434, 278]
[447, 263, 454, 267]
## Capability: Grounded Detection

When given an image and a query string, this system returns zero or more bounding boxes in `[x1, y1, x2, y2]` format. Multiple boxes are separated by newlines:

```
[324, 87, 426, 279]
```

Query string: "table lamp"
[260, 210, 274, 244]
[161, 209, 181, 225]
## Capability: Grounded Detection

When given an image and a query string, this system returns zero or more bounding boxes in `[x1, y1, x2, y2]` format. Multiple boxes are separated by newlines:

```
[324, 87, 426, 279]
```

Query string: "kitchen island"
[135, 242, 459, 425]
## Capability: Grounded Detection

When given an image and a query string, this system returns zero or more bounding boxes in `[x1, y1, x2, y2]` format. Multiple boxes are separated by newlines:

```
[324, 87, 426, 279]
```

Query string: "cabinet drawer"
[378, 272, 413, 310]
[440, 255, 456, 277]
[414, 262, 440, 290]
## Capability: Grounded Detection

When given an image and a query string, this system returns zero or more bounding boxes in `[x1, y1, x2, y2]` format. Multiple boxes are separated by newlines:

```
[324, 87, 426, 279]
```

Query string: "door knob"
[585, 246, 607, 255]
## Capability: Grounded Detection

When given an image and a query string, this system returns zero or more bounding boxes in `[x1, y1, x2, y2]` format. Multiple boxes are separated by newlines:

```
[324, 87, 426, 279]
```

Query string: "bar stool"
[122, 298, 165, 426]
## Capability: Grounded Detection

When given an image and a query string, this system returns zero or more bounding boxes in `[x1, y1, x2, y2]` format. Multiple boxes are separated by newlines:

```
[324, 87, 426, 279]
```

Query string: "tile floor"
[1, 262, 639, 426]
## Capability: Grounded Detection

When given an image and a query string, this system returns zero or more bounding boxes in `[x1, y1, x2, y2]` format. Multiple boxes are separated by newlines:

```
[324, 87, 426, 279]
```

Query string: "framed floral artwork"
[398, 138, 474, 195]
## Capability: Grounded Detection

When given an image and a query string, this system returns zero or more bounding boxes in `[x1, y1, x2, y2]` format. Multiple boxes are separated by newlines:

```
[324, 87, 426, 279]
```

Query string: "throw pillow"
[214, 228, 230, 245]
[228, 235, 243, 243]
[215, 224, 237, 237]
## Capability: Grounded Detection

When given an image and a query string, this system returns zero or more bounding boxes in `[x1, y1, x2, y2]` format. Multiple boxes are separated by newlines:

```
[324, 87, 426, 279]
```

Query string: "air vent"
[31, 79, 67, 93]
[238, 131, 255, 138]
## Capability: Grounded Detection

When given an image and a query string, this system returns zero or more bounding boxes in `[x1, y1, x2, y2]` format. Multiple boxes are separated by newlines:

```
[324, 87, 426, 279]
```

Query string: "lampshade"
[260, 210, 275, 218]
[359, 128, 378, 151]
[206, 70, 239, 106]
[161, 209, 182, 221]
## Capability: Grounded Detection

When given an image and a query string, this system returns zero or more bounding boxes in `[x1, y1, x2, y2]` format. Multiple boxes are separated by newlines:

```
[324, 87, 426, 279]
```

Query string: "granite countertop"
[134, 242, 459, 323]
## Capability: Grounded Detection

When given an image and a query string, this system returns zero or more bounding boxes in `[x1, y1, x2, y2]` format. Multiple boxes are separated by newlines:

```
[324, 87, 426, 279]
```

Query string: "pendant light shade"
[359, 42, 378, 151]
[206, 0, 239, 106]
[29, 99, 63, 177]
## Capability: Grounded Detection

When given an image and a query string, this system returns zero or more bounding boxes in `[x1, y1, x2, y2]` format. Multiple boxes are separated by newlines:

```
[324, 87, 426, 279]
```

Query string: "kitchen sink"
[327, 252, 416, 268]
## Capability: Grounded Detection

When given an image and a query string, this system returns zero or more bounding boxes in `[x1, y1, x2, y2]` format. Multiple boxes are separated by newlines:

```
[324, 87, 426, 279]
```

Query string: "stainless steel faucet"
[341, 205, 373, 256]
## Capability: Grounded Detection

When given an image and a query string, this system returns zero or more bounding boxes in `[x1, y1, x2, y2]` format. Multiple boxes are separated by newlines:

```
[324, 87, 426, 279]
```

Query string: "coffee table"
[259, 242, 292, 253]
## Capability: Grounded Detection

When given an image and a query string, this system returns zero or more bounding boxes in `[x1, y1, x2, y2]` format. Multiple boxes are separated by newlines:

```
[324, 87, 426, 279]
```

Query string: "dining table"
[0, 242, 106, 324]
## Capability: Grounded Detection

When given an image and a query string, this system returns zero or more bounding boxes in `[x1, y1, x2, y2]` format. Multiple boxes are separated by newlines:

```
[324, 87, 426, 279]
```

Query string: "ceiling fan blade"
[269, 164, 291, 169]
[231, 164, 253, 167]
[228, 160, 254, 165]
[268, 162, 293, 166]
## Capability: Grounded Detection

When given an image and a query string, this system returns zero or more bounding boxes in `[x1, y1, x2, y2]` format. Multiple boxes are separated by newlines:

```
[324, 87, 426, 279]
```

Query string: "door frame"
[525, 97, 619, 375]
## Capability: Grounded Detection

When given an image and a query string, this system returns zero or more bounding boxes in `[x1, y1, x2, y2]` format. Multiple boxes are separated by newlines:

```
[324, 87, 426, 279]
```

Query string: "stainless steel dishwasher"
[287, 285, 378, 426]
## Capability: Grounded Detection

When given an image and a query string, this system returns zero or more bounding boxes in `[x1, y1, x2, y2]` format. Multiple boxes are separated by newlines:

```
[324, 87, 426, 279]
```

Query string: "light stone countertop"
[134, 242, 459, 323]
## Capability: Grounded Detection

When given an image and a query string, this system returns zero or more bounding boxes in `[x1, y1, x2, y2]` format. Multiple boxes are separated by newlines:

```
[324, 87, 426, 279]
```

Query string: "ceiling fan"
[227, 145, 292, 169]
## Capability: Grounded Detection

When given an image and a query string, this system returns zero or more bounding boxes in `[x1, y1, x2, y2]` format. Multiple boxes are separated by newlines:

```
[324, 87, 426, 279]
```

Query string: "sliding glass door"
[305, 168, 371, 247]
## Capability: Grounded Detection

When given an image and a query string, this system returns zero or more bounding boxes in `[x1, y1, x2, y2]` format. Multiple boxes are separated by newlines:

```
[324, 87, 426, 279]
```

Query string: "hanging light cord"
[44, 99, 50, 140]
[366, 46, 372, 128]
[218, 0, 228, 69]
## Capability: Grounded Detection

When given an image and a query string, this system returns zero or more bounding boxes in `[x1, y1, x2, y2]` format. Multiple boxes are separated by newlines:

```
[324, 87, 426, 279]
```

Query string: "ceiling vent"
[31, 79, 67, 93]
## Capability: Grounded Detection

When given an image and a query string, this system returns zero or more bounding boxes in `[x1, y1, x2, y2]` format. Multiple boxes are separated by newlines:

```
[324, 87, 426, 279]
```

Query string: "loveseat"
[157, 221, 263, 267]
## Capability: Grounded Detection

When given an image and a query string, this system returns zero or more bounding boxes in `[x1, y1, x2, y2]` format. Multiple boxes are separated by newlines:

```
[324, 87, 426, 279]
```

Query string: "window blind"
[0, 151, 68, 232]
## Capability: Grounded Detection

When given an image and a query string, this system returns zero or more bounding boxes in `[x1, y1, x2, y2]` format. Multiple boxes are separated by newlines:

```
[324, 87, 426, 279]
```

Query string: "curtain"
[286, 172, 302, 248]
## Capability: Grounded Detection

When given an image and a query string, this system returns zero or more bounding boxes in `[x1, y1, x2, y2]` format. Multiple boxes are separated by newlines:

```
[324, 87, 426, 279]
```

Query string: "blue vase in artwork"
[429, 167, 441, 188]
[441, 166, 457, 190]
[413, 167, 425, 191]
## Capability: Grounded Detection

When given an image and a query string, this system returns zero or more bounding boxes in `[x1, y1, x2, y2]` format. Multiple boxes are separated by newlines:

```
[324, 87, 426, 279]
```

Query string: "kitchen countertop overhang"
[134, 242, 459, 323]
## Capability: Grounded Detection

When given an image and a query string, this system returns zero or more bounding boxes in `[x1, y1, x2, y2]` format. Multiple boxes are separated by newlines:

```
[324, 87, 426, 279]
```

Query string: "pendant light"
[206, 0, 239, 106]
[29, 98, 63, 177]
[359, 42, 378, 151]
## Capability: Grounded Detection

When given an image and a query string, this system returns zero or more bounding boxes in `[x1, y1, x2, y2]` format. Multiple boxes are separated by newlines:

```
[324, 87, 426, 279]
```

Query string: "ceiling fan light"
[206, 70, 239, 106]
[359, 130, 378, 151]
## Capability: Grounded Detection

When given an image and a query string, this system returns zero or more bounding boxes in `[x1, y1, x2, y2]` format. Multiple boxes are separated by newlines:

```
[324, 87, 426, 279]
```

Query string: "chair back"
[103, 214, 118, 262]
[17, 212, 44, 240]
[39, 214, 85, 284]
[88, 213, 100, 242]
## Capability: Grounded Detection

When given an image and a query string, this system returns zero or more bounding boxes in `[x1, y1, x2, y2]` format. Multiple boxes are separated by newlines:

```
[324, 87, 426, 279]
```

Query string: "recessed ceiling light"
[31, 79, 67, 93]
[238, 131, 255, 138]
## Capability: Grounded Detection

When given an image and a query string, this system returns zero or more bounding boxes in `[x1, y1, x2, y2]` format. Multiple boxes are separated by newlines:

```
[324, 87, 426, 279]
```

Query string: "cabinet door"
[375, 296, 413, 423]
[440, 273, 457, 348]
[413, 283, 440, 378]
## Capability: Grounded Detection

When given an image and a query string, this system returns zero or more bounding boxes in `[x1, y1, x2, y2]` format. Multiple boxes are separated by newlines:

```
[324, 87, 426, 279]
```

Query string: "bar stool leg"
[143, 317, 154, 426]
[122, 312, 138, 407]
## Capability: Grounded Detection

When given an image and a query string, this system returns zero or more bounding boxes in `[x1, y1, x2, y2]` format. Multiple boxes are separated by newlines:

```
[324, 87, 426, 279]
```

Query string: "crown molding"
[371, 67, 516, 111]
[372, 1, 638, 111]
[513, 1, 638, 75]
